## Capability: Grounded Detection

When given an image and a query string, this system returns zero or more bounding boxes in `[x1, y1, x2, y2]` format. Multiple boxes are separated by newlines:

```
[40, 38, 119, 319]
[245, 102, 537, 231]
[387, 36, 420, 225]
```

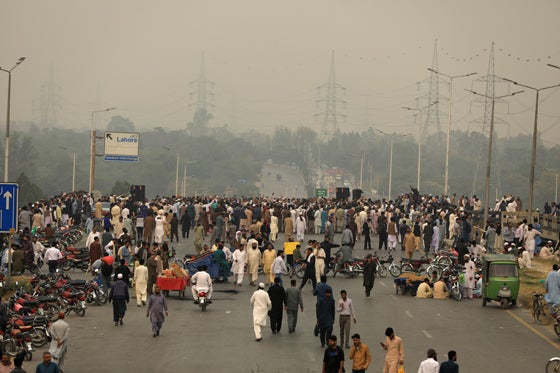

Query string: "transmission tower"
[469, 42, 509, 196]
[417, 40, 445, 138]
[188, 52, 214, 135]
[39, 65, 61, 129]
[315, 51, 346, 139]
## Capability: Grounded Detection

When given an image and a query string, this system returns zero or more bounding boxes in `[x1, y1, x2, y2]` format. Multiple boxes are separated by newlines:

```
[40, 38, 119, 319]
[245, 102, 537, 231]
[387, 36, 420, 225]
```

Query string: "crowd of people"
[7, 188, 559, 372]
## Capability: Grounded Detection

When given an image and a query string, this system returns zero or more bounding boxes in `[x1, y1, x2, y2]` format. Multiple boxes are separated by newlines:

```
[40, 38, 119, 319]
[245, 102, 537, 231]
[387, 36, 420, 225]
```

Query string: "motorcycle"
[195, 287, 211, 311]
[0, 325, 33, 361]
[60, 289, 87, 317]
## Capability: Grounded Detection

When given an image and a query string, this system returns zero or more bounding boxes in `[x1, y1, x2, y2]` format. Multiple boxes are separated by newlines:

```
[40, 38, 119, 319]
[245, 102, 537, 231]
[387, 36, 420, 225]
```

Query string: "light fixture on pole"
[544, 168, 560, 203]
[547, 63, 560, 70]
[402, 100, 439, 191]
[163, 147, 180, 197]
[428, 68, 477, 196]
[89, 107, 116, 194]
[500, 77, 560, 220]
[465, 89, 524, 226]
[0, 57, 26, 182]
[58, 146, 76, 191]
[346, 152, 365, 189]
[375, 129, 410, 201]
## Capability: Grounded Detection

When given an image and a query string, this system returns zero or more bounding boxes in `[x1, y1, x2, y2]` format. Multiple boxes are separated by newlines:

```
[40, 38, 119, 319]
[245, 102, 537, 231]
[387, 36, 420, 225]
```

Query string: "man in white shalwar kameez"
[231, 243, 247, 286]
[250, 283, 271, 341]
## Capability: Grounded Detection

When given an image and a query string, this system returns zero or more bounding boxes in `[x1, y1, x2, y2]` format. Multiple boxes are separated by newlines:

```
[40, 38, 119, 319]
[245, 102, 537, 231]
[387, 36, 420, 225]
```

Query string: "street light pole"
[376, 130, 410, 201]
[89, 107, 116, 194]
[465, 89, 524, 226]
[58, 147, 76, 191]
[0, 57, 26, 182]
[500, 77, 560, 220]
[163, 147, 179, 197]
[428, 68, 476, 196]
[402, 100, 439, 191]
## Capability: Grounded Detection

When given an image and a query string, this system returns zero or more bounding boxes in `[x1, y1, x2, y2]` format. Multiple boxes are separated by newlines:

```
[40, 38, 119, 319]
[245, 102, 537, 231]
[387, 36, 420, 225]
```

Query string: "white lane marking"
[422, 330, 433, 339]
[308, 351, 316, 362]
[379, 281, 387, 287]
[405, 310, 413, 318]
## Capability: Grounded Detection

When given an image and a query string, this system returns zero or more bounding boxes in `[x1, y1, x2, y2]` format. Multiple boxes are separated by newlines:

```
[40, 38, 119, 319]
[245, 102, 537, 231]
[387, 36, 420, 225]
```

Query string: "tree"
[111, 180, 131, 196]
[107, 116, 135, 132]
[17, 172, 45, 206]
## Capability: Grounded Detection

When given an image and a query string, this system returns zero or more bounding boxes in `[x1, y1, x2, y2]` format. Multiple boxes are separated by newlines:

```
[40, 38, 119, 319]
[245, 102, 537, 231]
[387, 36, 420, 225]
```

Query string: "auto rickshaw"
[481, 254, 519, 309]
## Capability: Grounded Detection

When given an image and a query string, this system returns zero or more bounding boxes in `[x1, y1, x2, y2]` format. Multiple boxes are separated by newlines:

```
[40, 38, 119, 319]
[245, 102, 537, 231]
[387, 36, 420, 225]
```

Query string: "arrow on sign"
[3, 191, 12, 210]
[106, 133, 113, 140]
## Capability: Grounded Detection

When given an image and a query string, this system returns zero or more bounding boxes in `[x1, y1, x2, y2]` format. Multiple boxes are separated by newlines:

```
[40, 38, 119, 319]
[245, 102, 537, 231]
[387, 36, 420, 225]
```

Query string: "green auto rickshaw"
[481, 254, 520, 309]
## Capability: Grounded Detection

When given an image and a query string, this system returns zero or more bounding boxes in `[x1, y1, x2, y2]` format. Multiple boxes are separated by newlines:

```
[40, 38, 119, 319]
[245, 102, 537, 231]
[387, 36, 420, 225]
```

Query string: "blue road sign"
[0, 183, 18, 233]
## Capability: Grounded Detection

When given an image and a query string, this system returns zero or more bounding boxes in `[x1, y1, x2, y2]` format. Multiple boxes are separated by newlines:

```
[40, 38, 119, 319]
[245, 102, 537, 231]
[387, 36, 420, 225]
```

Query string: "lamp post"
[428, 68, 477, 196]
[544, 169, 560, 203]
[402, 100, 439, 191]
[500, 77, 560, 219]
[58, 147, 76, 191]
[346, 152, 365, 189]
[465, 89, 524, 226]
[0, 57, 26, 182]
[376, 130, 410, 200]
[181, 160, 199, 197]
[89, 107, 116, 193]
[163, 147, 180, 197]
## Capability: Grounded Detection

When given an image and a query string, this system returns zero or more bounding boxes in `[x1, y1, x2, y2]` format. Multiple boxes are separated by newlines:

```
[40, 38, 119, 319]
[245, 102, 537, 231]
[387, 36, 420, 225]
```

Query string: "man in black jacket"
[267, 277, 286, 334]
[439, 350, 459, 373]
[109, 273, 129, 326]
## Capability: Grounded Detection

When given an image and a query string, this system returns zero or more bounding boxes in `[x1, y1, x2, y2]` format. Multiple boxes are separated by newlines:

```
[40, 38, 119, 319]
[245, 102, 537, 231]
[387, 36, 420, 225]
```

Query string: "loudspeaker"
[336, 187, 350, 200]
[352, 189, 363, 200]
[130, 185, 146, 202]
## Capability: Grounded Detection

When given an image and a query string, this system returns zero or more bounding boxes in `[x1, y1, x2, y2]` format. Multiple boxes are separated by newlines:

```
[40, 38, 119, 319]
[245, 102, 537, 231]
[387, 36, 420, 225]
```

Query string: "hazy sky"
[2, 0, 560, 145]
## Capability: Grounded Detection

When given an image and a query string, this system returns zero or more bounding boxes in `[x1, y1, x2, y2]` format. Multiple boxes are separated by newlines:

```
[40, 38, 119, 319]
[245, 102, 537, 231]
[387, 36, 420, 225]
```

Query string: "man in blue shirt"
[35, 351, 61, 373]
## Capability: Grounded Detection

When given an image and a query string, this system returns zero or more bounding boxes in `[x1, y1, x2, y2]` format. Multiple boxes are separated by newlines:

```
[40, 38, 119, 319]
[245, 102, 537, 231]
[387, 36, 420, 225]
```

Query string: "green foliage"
[6, 122, 560, 208]
[107, 115, 135, 132]
[111, 180, 131, 195]
[16, 172, 44, 206]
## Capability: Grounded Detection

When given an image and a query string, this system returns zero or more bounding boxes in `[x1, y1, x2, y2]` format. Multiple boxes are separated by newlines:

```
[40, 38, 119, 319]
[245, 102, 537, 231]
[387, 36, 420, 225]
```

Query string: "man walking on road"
[146, 285, 168, 337]
[109, 273, 129, 326]
[337, 290, 356, 349]
[267, 277, 286, 334]
[250, 282, 271, 342]
[439, 350, 459, 373]
[322, 335, 345, 373]
[381, 327, 404, 373]
[285, 279, 303, 333]
[362, 254, 376, 298]
[134, 258, 148, 307]
[317, 288, 335, 348]
[49, 312, 69, 370]
[418, 348, 439, 373]
[349, 333, 371, 373]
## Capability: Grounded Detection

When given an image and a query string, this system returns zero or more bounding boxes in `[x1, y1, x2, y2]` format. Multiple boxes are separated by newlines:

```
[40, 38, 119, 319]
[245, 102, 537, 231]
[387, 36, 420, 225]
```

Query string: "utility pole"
[315, 51, 346, 140]
[466, 89, 524, 226]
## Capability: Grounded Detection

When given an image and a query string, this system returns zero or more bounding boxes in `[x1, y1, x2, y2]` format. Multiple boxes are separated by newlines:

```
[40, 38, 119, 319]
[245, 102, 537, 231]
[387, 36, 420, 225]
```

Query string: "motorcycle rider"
[191, 265, 213, 304]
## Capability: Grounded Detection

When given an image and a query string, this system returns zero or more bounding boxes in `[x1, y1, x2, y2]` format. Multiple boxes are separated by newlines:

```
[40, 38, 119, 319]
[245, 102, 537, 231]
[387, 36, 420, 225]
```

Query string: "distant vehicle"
[101, 201, 111, 214]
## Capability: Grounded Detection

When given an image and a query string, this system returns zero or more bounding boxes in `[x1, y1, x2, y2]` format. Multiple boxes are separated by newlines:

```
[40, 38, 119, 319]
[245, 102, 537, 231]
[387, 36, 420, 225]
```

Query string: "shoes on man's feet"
[119, 318, 123, 325]
[255, 338, 262, 342]
[114, 322, 118, 326]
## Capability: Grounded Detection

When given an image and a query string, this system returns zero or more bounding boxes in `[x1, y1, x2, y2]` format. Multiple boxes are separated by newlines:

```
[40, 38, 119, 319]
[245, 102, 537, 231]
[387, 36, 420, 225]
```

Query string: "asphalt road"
[33, 232, 560, 373]
[259, 162, 306, 198]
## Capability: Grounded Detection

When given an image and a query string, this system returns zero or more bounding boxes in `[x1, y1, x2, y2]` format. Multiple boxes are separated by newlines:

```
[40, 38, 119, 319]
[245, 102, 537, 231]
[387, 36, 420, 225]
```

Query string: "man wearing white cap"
[109, 273, 130, 326]
[250, 282, 271, 341]
[540, 241, 557, 260]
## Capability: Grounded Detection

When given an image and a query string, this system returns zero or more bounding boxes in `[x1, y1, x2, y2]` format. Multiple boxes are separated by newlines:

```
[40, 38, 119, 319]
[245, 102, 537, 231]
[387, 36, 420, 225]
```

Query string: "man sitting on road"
[191, 265, 213, 304]
[540, 241, 558, 261]
[416, 278, 433, 298]
[433, 278, 449, 299]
